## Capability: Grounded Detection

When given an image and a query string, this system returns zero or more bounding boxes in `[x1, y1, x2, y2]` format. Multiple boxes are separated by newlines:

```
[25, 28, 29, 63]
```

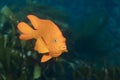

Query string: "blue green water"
[0, 0, 120, 80]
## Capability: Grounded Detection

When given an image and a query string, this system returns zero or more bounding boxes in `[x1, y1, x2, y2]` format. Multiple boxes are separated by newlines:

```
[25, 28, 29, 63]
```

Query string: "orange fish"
[17, 15, 68, 62]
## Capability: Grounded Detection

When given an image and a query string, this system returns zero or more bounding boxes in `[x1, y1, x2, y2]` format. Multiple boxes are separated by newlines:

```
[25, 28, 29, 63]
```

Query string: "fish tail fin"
[17, 22, 35, 40]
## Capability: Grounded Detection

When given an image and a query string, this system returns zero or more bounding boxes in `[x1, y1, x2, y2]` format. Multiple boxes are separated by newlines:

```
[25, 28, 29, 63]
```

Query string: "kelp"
[0, 3, 120, 80]
[1, 5, 19, 35]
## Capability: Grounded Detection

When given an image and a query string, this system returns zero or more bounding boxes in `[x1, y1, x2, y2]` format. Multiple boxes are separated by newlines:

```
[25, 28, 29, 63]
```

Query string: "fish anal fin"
[41, 54, 52, 62]
[34, 38, 49, 54]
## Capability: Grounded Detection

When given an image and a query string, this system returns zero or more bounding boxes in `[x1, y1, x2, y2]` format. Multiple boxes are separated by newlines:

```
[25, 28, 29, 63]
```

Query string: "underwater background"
[0, 0, 120, 80]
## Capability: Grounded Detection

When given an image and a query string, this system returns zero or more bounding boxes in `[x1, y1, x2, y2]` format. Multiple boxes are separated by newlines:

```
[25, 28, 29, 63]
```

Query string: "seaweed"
[0, 3, 120, 80]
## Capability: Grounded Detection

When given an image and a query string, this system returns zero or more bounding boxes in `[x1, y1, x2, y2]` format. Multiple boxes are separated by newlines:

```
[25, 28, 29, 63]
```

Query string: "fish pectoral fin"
[41, 54, 52, 62]
[34, 38, 49, 54]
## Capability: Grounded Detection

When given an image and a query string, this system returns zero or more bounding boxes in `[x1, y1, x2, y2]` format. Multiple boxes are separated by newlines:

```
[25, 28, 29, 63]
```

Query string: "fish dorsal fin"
[27, 15, 55, 30]
[41, 54, 52, 62]
[27, 15, 42, 30]
[34, 38, 49, 54]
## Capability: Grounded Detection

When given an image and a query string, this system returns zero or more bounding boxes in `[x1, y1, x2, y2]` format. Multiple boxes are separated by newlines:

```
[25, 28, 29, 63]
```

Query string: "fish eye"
[54, 39, 57, 43]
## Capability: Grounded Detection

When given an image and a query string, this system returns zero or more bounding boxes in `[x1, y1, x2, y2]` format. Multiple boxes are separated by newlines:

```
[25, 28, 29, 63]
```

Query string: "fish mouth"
[61, 46, 68, 52]
[64, 49, 68, 52]
[62, 49, 68, 52]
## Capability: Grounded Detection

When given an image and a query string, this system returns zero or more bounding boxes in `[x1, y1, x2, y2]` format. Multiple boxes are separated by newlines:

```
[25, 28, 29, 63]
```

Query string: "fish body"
[17, 15, 68, 62]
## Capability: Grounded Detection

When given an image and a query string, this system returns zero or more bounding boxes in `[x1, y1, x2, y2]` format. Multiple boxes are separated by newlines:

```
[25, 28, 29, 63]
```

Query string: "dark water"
[0, 0, 120, 80]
